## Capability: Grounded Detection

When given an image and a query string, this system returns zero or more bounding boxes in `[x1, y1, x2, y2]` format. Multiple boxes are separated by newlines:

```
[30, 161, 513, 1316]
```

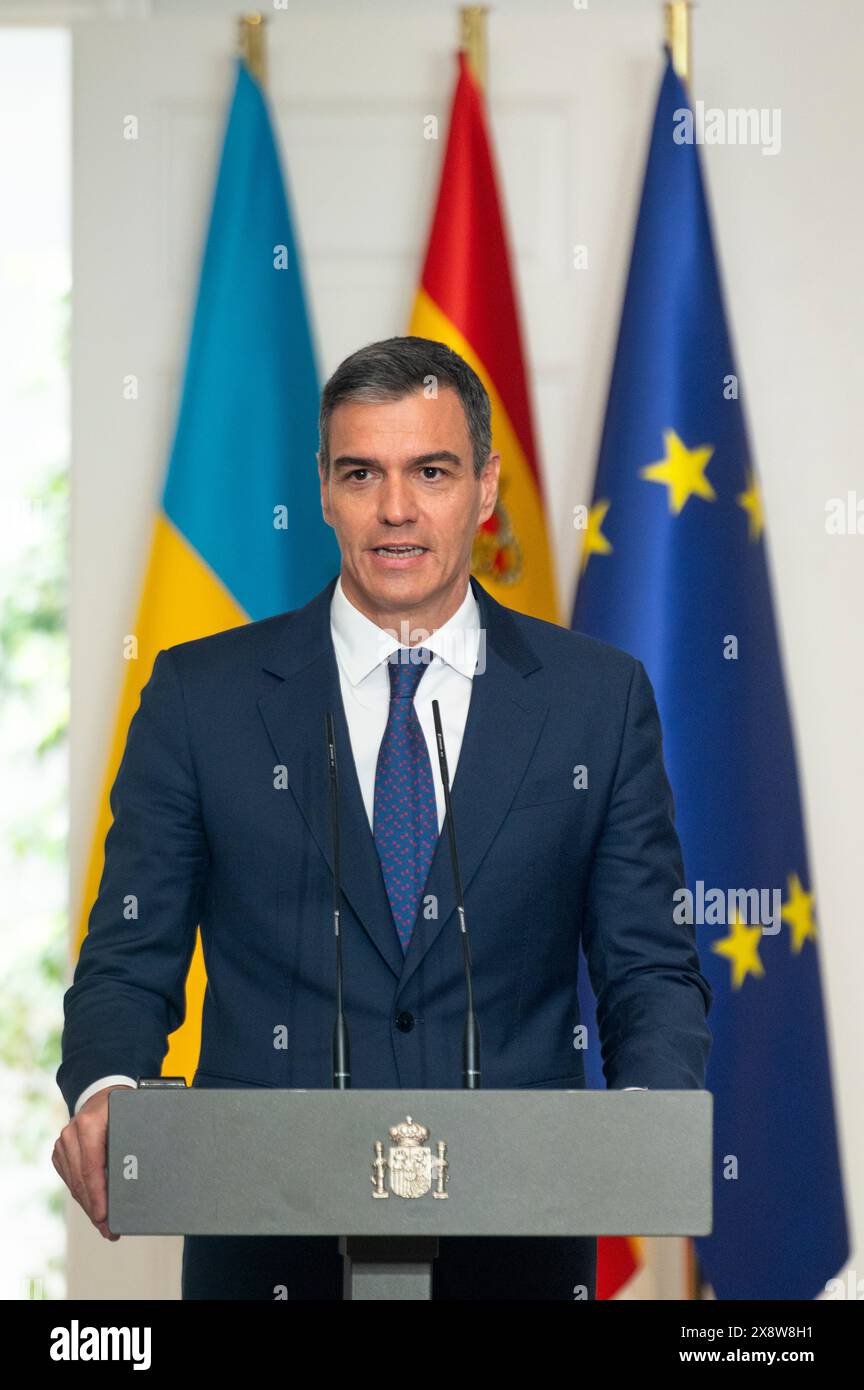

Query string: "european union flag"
[572, 49, 848, 1299]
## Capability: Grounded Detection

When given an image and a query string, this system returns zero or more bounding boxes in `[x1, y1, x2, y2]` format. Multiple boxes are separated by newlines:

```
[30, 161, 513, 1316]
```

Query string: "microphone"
[431, 698, 481, 1089]
[325, 712, 351, 1089]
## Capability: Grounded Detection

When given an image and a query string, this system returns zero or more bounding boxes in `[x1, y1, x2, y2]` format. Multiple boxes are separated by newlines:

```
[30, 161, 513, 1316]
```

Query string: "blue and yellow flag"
[573, 49, 848, 1299]
[74, 57, 339, 1082]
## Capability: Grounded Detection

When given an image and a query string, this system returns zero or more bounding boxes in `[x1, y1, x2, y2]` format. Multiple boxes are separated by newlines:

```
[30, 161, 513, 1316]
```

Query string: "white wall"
[22, 0, 861, 1296]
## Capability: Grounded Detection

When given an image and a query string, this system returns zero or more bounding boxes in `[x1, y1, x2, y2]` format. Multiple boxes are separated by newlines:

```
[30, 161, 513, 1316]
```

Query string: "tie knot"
[386, 646, 432, 700]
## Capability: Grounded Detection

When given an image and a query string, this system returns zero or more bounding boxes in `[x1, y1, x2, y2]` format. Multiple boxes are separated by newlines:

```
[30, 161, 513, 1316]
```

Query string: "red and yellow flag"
[411, 46, 643, 1299]
[408, 50, 558, 623]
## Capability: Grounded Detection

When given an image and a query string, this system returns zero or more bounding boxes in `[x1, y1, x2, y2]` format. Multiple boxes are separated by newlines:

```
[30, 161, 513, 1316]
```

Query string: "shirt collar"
[331, 573, 481, 687]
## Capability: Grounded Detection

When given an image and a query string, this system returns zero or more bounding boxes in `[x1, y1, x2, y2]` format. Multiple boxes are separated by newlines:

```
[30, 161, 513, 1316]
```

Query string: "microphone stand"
[431, 698, 481, 1089]
[325, 712, 351, 1089]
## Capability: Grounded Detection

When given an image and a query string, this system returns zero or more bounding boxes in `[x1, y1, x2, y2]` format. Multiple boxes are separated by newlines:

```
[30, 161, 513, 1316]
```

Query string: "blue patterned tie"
[373, 647, 438, 954]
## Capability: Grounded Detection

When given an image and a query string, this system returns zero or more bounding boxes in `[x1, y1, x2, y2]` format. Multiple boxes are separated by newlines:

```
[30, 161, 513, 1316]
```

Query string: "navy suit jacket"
[57, 573, 712, 1117]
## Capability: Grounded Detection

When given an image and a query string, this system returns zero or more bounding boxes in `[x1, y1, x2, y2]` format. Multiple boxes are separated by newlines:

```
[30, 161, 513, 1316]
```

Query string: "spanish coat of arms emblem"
[370, 1115, 449, 1200]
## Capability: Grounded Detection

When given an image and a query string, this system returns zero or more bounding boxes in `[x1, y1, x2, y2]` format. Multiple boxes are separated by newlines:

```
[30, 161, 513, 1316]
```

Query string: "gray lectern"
[107, 1083, 712, 1299]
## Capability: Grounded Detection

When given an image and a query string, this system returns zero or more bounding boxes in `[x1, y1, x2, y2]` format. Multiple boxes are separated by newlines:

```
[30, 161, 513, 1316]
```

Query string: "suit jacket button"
[395, 1011, 414, 1032]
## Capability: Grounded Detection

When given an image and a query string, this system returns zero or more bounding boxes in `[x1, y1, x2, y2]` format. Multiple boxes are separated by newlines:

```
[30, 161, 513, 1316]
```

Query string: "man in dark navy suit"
[55, 337, 711, 1300]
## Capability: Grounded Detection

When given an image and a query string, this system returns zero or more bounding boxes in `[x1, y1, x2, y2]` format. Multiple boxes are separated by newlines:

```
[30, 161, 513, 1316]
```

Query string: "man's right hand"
[52, 1084, 134, 1241]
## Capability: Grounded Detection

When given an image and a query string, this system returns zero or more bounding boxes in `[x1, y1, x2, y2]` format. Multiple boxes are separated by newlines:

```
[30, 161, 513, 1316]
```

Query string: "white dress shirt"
[330, 572, 481, 833]
[73, 574, 643, 1112]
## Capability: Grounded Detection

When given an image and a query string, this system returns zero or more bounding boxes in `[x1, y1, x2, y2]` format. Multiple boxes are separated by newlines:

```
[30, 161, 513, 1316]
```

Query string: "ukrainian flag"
[74, 57, 339, 1083]
[573, 48, 848, 1299]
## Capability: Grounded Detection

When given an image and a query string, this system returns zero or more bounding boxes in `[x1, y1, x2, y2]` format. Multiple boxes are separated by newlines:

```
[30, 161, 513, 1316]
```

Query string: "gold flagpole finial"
[238, 11, 267, 88]
[664, 1, 693, 86]
[459, 6, 489, 93]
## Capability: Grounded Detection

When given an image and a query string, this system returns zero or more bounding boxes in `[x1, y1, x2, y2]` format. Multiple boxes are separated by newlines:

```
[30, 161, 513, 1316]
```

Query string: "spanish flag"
[73, 58, 339, 1083]
[408, 50, 558, 622]
[412, 45, 635, 1298]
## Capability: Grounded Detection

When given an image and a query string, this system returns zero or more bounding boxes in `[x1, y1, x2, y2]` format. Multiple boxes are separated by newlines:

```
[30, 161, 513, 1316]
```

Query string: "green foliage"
[0, 436, 70, 1294]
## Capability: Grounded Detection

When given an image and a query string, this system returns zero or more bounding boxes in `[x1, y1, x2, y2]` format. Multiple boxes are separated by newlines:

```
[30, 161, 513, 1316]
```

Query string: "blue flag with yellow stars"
[572, 48, 848, 1300]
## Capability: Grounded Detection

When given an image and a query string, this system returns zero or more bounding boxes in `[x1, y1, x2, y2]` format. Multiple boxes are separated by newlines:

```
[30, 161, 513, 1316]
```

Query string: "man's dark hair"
[318, 336, 492, 479]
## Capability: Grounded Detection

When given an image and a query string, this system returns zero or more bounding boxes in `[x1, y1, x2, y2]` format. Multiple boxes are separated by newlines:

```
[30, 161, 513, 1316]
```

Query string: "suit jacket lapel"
[395, 576, 549, 998]
[257, 573, 550, 992]
[257, 574, 405, 979]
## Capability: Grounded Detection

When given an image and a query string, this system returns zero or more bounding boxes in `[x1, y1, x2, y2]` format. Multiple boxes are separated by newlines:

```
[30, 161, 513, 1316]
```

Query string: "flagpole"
[666, 0, 700, 1302]
[459, 5, 488, 92]
[238, 10, 267, 88]
[663, 1, 692, 85]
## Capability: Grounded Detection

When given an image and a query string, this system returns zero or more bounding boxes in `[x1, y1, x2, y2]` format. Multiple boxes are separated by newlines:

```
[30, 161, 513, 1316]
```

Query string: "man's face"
[319, 387, 499, 619]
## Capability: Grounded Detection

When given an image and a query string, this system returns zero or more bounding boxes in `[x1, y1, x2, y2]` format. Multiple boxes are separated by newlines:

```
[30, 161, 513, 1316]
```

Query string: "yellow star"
[640, 428, 716, 514]
[711, 912, 765, 990]
[579, 498, 613, 575]
[780, 872, 817, 954]
[736, 471, 764, 541]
